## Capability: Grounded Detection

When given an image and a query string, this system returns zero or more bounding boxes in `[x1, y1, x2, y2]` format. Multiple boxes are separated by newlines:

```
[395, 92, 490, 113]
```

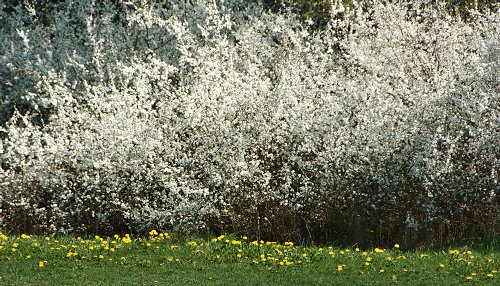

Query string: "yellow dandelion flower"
[355, 247, 360, 252]
[149, 230, 158, 236]
[21, 234, 31, 239]
[366, 256, 373, 262]
[122, 235, 132, 244]
[439, 263, 445, 268]
[374, 248, 384, 253]
[466, 276, 473, 281]
[394, 244, 400, 249]
[487, 273, 494, 278]
[38, 261, 45, 267]
[337, 265, 343, 271]
[379, 269, 385, 273]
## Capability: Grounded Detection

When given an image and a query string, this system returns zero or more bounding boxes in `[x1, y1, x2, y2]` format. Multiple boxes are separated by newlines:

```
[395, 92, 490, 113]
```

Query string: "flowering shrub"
[0, 0, 498, 245]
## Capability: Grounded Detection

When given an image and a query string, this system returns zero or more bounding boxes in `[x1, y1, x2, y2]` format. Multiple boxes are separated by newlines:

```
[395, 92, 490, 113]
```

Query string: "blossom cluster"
[0, 0, 498, 244]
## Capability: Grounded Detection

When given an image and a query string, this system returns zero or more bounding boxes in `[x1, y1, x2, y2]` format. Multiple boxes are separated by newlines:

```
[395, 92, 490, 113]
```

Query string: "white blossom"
[0, 1, 497, 242]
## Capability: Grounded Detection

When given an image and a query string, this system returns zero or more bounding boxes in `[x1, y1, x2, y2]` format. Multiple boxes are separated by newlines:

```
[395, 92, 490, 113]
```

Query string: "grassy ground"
[0, 231, 497, 285]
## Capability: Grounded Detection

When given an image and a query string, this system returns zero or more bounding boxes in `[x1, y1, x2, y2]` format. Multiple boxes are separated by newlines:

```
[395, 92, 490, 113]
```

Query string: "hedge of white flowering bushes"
[0, 0, 498, 246]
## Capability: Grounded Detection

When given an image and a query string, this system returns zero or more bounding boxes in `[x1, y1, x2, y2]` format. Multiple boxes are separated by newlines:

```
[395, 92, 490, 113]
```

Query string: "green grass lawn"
[0, 231, 497, 285]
